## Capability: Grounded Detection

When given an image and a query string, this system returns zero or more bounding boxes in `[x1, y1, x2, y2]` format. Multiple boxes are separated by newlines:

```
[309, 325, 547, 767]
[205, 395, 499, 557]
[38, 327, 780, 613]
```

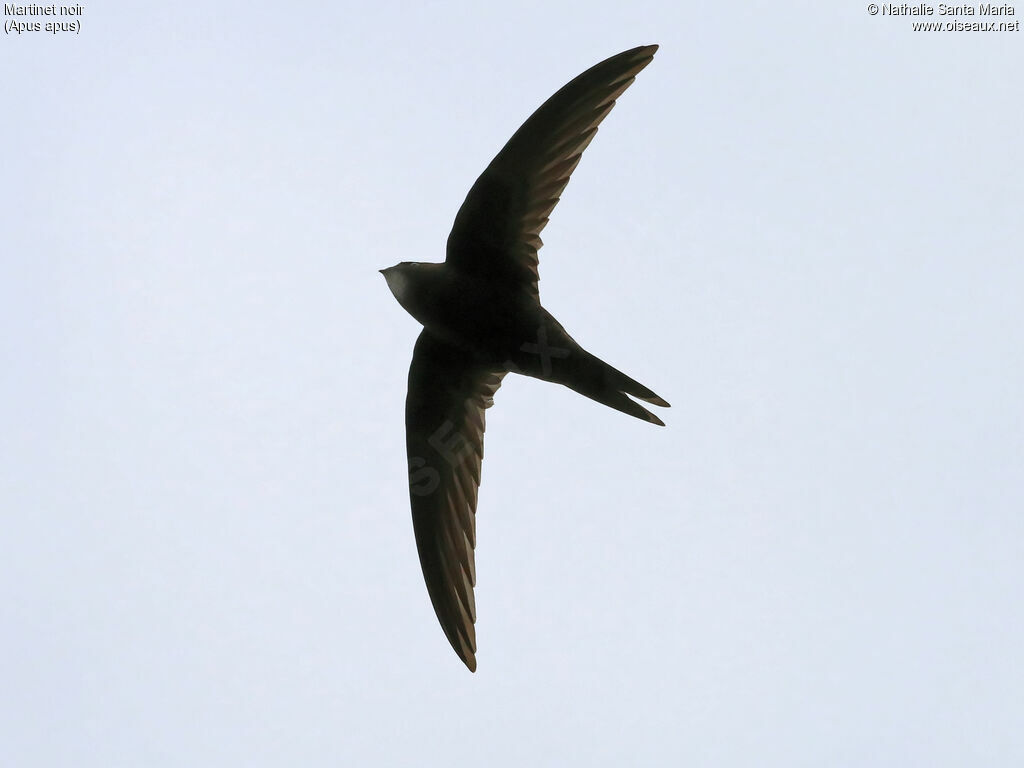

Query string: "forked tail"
[560, 349, 670, 426]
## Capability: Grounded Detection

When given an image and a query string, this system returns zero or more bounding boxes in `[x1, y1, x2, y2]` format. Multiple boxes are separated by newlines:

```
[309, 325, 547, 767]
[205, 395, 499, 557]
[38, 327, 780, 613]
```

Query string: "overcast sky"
[3, 1, 1022, 765]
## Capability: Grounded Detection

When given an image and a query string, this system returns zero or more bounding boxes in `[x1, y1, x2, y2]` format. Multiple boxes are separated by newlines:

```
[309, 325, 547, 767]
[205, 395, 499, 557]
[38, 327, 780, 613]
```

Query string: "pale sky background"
[3, 1, 1022, 765]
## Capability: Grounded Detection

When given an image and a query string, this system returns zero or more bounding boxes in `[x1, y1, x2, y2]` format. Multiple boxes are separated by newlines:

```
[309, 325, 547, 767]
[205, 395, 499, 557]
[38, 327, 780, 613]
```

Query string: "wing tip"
[630, 43, 659, 61]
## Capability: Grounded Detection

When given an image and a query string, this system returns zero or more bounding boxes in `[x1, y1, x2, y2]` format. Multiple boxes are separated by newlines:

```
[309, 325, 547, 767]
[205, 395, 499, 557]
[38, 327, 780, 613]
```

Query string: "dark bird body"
[381, 45, 668, 671]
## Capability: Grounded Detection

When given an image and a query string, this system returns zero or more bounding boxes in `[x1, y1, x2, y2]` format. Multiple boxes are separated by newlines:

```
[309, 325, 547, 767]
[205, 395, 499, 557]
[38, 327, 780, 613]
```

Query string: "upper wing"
[405, 330, 505, 672]
[445, 44, 658, 298]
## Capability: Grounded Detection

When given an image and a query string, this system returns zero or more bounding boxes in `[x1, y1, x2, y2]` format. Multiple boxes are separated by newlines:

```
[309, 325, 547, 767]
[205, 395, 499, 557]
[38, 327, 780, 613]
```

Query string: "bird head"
[379, 262, 419, 307]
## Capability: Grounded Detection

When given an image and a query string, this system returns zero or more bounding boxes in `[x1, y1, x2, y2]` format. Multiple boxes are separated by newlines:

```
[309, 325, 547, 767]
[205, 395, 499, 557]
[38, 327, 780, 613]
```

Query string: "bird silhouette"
[381, 44, 667, 671]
